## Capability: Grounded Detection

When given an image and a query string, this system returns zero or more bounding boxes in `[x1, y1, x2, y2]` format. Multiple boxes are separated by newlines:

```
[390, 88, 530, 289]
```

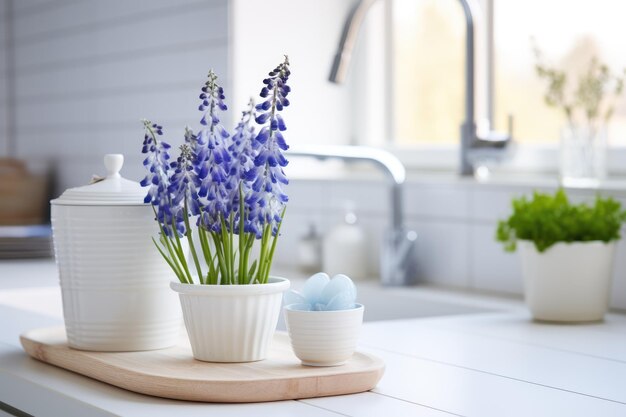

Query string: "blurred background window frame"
[352, 0, 626, 176]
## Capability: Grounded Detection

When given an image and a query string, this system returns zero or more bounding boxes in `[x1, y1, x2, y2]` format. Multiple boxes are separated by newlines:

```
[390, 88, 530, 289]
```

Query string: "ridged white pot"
[284, 304, 364, 366]
[51, 155, 182, 351]
[171, 277, 290, 362]
[519, 240, 616, 322]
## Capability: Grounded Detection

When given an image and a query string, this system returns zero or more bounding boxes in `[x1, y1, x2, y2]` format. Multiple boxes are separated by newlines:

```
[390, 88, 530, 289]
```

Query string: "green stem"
[245, 234, 256, 284]
[211, 231, 228, 284]
[229, 211, 235, 284]
[256, 223, 271, 283]
[152, 206, 189, 284]
[199, 217, 218, 284]
[264, 207, 286, 283]
[198, 226, 215, 284]
[242, 233, 252, 283]
[172, 218, 193, 284]
[183, 201, 203, 284]
[238, 185, 245, 284]
[152, 237, 185, 283]
[219, 215, 231, 284]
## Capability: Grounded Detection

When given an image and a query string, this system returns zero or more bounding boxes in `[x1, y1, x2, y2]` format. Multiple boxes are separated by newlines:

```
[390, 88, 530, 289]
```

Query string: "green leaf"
[248, 260, 258, 284]
[495, 189, 626, 253]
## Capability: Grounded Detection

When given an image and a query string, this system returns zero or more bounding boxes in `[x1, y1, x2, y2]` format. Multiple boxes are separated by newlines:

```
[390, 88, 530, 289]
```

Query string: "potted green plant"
[497, 189, 626, 322]
[139, 57, 292, 362]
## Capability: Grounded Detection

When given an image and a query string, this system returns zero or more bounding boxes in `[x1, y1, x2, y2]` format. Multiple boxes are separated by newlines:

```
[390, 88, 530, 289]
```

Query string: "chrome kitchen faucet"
[329, 0, 513, 176]
[287, 145, 418, 286]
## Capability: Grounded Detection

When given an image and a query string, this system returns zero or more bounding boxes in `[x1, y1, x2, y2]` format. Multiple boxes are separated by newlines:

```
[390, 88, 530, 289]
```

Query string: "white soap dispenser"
[322, 203, 369, 280]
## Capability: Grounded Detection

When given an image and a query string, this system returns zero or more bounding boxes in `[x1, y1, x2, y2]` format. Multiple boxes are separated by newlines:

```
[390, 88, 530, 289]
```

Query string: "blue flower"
[230, 99, 258, 178]
[228, 99, 265, 236]
[168, 143, 200, 217]
[194, 70, 232, 232]
[249, 56, 291, 236]
[139, 119, 184, 237]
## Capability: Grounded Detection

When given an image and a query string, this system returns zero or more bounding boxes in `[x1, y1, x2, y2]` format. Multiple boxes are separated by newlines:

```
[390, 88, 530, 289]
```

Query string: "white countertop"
[2, 260, 626, 416]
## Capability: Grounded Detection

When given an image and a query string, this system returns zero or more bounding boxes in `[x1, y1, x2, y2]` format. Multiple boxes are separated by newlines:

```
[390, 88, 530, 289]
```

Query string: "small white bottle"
[322, 205, 369, 280]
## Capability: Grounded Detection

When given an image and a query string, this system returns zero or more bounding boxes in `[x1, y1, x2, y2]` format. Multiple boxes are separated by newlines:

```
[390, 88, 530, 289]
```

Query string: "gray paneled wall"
[6, 0, 229, 191]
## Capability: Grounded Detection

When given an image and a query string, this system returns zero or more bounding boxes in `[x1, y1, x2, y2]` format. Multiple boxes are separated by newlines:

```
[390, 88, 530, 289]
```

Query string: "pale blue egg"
[313, 302, 327, 311]
[302, 272, 330, 305]
[325, 291, 356, 311]
[320, 274, 357, 306]
[287, 303, 313, 311]
[284, 290, 307, 306]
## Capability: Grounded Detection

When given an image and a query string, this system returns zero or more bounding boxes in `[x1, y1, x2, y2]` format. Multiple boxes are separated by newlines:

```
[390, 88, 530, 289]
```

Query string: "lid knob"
[104, 154, 124, 179]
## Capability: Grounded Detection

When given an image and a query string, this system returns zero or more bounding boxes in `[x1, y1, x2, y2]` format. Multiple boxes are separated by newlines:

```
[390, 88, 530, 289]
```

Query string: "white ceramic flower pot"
[519, 240, 616, 322]
[171, 277, 290, 362]
[284, 303, 364, 366]
[51, 155, 182, 351]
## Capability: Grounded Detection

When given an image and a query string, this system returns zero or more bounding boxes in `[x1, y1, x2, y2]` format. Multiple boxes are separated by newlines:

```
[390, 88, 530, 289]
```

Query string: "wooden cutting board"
[20, 327, 385, 403]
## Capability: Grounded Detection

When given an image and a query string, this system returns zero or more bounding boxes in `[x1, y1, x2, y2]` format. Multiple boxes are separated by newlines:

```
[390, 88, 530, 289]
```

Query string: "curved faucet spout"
[329, 0, 379, 83]
[286, 145, 417, 285]
[288, 144, 405, 184]
[287, 145, 405, 230]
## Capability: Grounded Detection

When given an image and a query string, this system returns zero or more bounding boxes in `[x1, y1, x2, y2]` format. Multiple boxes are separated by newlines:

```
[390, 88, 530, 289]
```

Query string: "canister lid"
[51, 154, 148, 206]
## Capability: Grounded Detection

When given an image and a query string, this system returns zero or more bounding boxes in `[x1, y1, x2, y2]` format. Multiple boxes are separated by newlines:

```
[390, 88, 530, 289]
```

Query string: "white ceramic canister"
[51, 154, 182, 351]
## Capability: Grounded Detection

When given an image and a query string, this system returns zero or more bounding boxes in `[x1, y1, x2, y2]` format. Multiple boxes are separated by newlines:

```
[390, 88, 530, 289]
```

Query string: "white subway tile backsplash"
[272, 210, 327, 270]
[469, 188, 530, 223]
[350, 212, 386, 276]
[328, 180, 389, 216]
[470, 224, 523, 294]
[409, 219, 471, 288]
[404, 183, 470, 219]
[286, 180, 328, 212]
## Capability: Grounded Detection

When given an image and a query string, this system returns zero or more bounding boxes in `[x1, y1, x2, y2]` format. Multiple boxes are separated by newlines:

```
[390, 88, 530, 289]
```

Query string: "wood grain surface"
[20, 327, 385, 403]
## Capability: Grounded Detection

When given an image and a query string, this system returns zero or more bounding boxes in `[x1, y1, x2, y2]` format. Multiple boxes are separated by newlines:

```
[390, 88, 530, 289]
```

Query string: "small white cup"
[284, 303, 364, 366]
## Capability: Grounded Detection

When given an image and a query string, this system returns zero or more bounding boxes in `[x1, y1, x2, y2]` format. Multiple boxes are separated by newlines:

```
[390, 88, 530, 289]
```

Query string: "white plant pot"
[519, 240, 616, 322]
[51, 155, 182, 351]
[171, 277, 290, 362]
[284, 304, 364, 366]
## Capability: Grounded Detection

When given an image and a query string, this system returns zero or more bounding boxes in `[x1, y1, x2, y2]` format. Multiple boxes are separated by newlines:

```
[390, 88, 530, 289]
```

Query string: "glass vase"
[560, 125, 607, 188]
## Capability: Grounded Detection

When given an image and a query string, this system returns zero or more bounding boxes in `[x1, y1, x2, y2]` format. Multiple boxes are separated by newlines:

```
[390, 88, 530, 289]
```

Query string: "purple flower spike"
[139, 119, 184, 237]
[169, 143, 201, 217]
[249, 55, 291, 236]
[193, 70, 232, 231]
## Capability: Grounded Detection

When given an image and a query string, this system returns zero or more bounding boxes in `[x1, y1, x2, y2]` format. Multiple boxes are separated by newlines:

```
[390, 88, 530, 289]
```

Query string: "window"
[494, 0, 626, 145]
[386, 0, 626, 146]
[391, 0, 465, 145]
